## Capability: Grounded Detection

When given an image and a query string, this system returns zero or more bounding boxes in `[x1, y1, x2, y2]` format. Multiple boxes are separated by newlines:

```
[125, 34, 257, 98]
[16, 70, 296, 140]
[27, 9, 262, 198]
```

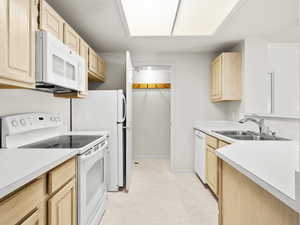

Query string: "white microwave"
[36, 31, 85, 93]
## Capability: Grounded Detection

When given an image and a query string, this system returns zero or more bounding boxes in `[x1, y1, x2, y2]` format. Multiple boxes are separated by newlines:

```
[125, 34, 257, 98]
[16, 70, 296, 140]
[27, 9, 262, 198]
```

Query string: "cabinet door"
[40, 0, 64, 41]
[97, 56, 105, 81]
[20, 209, 43, 225]
[88, 48, 98, 75]
[206, 146, 218, 195]
[268, 43, 300, 116]
[64, 24, 80, 53]
[48, 179, 76, 225]
[0, 178, 44, 225]
[211, 55, 222, 100]
[0, 0, 37, 88]
[79, 40, 89, 96]
[221, 162, 299, 225]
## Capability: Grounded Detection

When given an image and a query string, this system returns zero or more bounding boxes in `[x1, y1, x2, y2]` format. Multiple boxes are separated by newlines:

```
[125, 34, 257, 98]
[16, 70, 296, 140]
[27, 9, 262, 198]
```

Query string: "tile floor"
[100, 159, 218, 225]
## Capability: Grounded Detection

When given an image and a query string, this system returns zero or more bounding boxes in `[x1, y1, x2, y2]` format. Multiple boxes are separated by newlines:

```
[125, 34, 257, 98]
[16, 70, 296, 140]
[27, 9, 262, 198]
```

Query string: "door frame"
[131, 58, 177, 172]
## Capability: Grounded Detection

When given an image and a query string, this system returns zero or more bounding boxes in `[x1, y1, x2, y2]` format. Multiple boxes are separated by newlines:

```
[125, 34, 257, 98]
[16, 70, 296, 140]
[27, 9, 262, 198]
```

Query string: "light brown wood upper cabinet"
[211, 55, 222, 100]
[64, 24, 80, 53]
[39, 0, 64, 41]
[211, 52, 242, 102]
[97, 55, 106, 81]
[88, 48, 98, 75]
[78, 39, 89, 96]
[88, 52, 105, 82]
[0, 0, 38, 89]
[48, 179, 76, 225]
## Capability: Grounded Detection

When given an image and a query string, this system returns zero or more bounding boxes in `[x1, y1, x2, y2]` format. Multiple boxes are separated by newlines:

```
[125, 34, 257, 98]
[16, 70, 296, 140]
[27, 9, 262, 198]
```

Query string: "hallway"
[101, 159, 218, 225]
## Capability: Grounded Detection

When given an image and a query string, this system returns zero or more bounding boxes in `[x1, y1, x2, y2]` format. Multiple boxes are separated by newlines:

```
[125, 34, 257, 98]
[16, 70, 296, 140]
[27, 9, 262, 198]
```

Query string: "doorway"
[132, 65, 171, 160]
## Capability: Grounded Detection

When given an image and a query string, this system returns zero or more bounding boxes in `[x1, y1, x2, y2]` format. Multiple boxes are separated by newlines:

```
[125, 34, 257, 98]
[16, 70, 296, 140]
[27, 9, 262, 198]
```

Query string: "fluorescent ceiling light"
[173, 0, 242, 36]
[120, 0, 180, 36]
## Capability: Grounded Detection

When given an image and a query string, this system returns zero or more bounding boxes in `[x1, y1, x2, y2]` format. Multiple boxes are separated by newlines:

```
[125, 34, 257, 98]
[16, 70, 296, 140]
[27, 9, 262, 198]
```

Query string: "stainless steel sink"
[214, 130, 290, 141]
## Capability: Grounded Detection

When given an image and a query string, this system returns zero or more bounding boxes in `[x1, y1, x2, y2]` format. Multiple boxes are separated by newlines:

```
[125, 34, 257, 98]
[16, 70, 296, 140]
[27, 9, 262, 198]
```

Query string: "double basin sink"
[214, 130, 290, 141]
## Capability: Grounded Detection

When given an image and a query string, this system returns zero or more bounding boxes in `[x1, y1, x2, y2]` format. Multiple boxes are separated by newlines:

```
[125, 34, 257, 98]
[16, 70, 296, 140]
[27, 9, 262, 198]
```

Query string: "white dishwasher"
[194, 129, 206, 184]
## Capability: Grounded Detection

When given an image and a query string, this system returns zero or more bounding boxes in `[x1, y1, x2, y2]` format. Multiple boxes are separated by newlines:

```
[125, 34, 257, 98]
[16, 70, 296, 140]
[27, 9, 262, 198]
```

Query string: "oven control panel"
[1, 113, 63, 136]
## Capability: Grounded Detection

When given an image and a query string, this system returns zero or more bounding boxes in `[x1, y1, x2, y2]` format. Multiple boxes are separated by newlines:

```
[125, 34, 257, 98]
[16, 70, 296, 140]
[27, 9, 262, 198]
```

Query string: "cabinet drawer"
[206, 135, 218, 148]
[20, 209, 43, 225]
[48, 157, 76, 194]
[0, 177, 44, 225]
[219, 140, 230, 148]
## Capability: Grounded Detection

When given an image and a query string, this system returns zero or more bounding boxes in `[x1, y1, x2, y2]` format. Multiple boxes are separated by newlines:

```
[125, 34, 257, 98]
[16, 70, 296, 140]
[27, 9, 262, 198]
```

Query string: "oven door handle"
[79, 141, 108, 160]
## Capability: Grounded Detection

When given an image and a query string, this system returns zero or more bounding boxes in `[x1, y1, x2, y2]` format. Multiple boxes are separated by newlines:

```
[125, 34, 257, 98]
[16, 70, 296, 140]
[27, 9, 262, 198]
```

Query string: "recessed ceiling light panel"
[173, 0, 242, 36]
[120, 0, 180, 36]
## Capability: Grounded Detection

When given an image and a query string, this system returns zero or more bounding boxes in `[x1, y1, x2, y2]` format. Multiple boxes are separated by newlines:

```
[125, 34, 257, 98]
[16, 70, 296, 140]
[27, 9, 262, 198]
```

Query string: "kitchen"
[0, 0, 299, 225]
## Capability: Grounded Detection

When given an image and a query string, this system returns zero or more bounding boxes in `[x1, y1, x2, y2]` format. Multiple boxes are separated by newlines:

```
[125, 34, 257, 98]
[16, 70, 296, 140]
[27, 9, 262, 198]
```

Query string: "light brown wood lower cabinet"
[206, 146, 218, 195]
[48, 179, 76, 225]
[0, 157, 76, 225]
[219, 161, 299, 225]
[0, 178, 44, 225]
[20, 209, 43, 225]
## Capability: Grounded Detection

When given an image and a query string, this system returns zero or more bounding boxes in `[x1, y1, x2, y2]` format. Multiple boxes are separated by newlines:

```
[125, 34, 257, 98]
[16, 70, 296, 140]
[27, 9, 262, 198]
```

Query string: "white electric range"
[0, 112, 109, 225]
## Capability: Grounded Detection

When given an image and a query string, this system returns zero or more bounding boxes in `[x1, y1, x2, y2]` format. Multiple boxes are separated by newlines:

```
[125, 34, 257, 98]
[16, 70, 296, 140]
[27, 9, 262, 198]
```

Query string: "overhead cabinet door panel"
[40, 0, 64, 41]
[88, 48, 98, 74]
[0, 0, 36, 87]
[64, 24, 80, 53]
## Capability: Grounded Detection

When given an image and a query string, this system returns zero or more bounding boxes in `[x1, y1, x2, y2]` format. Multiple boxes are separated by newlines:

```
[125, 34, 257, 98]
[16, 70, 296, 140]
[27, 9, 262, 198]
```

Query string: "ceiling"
[47, 0, 299, 53]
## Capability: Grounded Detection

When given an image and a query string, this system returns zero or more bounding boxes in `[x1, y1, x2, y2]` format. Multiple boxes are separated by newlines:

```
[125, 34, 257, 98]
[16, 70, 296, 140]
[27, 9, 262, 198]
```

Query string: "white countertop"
[194, 120, 300, 212]
[0, 130, 109, 199]
[0, 148, 78, 199]
[217, 141, 299, 212]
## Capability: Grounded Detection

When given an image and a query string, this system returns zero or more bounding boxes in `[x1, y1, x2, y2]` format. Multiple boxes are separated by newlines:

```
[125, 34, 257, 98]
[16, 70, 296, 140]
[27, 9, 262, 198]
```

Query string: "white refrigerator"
[72, 90, 126, 192]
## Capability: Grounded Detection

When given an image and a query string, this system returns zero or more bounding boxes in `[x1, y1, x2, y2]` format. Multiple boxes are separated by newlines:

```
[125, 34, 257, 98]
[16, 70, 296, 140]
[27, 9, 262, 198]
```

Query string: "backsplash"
[227, 101, 300, 140]
[0, 90, 70, 129]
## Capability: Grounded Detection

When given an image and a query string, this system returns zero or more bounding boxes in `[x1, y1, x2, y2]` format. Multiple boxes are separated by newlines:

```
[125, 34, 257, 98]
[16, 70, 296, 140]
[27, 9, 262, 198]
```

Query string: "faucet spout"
[238, 114, 265, 136]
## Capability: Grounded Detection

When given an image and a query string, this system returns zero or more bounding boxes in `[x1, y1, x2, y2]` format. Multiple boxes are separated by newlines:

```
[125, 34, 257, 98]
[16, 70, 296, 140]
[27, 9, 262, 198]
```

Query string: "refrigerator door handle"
[121, 94, 127, 122]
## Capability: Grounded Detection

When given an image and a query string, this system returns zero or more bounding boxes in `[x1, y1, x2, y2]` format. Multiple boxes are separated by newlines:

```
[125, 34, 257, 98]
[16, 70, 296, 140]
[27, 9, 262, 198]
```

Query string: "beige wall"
[0, 90, 70, 128]
[89, 52, 126, 91]
[132, 52, 229, 172]
[133, 89, 171, 159]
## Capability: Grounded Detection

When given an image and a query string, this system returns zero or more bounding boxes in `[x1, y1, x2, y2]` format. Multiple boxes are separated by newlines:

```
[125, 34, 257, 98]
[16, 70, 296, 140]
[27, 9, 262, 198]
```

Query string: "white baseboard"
[170, 168, 194, 173]
[134, 154, 169, 160]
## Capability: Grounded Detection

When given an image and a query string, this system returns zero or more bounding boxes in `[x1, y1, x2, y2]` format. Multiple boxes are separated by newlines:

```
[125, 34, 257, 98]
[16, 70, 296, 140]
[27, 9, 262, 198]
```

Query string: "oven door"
[78, 140, 107, 225]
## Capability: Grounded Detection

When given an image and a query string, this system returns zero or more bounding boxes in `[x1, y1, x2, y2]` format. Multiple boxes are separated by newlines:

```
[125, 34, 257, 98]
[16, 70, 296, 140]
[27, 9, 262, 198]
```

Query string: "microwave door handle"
[121, 94, 126, 122]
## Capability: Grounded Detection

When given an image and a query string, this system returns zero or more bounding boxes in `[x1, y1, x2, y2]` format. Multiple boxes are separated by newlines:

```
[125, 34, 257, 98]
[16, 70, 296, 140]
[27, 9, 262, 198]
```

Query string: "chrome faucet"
[238, 114, 266, 136]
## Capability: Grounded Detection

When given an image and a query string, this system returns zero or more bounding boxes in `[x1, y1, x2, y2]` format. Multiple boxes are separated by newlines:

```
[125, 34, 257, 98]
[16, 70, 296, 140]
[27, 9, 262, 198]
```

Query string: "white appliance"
[36, 31, 85, 93]
[77, 136, 108, 225]
[194, 129, 206, 183]
[72, 90, 126, 191]
[0, 113, 108, 225]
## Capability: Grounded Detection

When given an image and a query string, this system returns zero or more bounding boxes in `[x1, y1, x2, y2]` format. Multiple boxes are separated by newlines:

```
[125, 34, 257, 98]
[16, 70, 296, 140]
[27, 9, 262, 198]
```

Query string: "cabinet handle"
[268, 72, 275, 114]
[270, 72, 275, 114]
